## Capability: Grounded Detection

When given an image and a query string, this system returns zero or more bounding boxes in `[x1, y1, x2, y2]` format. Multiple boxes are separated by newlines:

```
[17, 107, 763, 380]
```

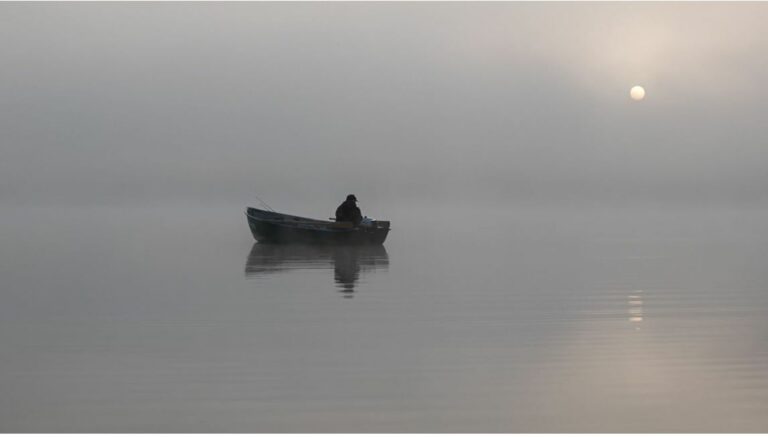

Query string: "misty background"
[1, 2, 767, 215]
[5, 3, 768, 431]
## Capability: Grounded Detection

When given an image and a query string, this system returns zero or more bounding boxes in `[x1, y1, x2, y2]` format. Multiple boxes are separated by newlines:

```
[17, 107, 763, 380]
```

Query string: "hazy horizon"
[2, 2, 768, 212]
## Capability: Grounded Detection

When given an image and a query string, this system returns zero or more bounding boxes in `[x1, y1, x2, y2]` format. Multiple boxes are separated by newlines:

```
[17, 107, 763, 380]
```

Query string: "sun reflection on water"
[629, 290, 644, 326]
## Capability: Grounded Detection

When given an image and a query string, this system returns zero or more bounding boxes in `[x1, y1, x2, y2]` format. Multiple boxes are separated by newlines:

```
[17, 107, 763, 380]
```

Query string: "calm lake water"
[2, 203, 768, 432]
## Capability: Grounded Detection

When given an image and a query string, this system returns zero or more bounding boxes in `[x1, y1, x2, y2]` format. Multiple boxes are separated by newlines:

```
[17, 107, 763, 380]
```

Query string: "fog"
[4, 4, 768, 431]
[1, 2, 767, 212]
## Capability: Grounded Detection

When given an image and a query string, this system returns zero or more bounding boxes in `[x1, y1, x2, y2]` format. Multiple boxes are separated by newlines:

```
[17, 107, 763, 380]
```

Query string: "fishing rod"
[253, 194, 276, 212]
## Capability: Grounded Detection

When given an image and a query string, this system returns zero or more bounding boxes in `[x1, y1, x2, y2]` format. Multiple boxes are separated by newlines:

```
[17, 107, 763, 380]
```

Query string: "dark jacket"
[335, 200, 362, 225]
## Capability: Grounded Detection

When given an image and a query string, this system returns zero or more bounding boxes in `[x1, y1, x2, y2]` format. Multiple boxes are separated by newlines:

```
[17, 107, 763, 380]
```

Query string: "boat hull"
[245, 207, 389, 245]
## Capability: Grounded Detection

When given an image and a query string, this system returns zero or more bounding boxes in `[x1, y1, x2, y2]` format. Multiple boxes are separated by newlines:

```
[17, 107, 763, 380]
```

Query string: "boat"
[245, 207, 390, 245]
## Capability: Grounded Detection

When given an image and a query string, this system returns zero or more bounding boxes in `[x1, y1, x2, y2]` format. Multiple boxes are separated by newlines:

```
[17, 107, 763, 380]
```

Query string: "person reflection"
[332, 248, 362, 297]
[245, 243, 388, 297]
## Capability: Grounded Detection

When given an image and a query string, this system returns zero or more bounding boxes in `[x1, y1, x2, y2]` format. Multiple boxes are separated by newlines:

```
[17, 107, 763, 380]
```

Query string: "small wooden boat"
[245, 207, 390, 245]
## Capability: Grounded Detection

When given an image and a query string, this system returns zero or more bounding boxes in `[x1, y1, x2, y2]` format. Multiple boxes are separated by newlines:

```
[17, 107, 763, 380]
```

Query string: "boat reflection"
[244, 243, 389, 297]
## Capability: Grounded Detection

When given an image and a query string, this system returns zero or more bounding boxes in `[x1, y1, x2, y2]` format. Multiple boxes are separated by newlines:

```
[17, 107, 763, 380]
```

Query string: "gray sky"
[1, 2, 767, 210]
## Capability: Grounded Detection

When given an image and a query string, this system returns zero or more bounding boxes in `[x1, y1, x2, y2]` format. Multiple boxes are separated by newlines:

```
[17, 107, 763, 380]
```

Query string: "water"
[2, 203, 768, 432]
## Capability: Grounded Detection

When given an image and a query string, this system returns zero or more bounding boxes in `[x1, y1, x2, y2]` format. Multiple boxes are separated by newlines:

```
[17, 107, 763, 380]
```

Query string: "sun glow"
[630, 85, 646, 101]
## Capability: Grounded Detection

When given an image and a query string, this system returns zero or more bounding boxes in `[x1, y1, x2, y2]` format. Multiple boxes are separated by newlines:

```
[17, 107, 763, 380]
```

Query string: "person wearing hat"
[335, 194, 363, 226]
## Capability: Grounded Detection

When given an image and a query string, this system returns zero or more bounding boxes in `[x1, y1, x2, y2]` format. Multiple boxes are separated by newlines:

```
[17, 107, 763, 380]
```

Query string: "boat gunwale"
[245, 208, 352, 233]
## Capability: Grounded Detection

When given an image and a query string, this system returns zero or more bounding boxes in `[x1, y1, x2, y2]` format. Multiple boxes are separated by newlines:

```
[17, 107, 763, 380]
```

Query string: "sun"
[630, 85, 646, 101]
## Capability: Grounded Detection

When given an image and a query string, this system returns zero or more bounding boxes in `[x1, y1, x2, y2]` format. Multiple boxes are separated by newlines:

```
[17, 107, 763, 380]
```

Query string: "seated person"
[335, 194, 363, 226]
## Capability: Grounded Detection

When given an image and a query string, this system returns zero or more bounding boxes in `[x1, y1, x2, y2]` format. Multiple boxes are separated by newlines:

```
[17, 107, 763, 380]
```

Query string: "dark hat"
[346, 194, 357, 202]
